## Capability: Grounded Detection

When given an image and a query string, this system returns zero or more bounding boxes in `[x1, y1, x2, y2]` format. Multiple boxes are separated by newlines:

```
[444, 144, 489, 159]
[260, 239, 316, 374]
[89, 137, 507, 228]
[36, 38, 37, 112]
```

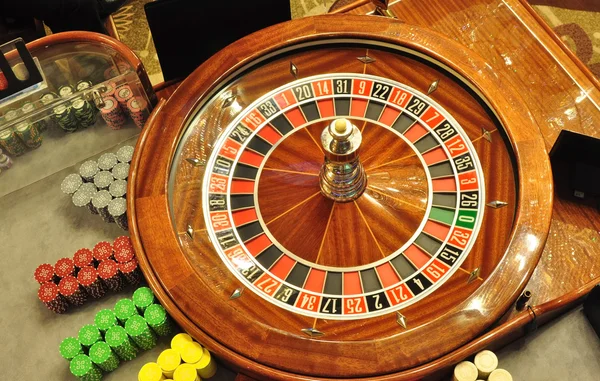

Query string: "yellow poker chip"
[171, 333, 193, 353]
[158, 349, 181, 377]
[138, 362, 165, 381]
[173, 363, 198, 381]
[181, 342, 203, 364]
[190, 348, 217, 379]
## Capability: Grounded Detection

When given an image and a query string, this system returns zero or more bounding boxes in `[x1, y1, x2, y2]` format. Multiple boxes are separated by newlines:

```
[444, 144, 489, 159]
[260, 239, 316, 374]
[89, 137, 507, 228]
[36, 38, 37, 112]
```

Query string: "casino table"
[128, 0, 600, 379]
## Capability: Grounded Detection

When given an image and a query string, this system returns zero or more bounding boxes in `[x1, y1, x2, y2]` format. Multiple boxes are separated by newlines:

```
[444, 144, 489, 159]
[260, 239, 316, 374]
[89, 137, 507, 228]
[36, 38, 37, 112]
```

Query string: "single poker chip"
[54, 257, 75, 278]
[94, 308, 117, 333]
[93, 170, 114, 190]
[78, 324, 102, 347]
[59, 337, 83, 360]
[114, 298, 138, 323]
[93, 241, 113, 262]
[119, 259, 142, 286]
[132, 286, 155, 313]
[61, 173, 83, 195]
[98, 152, 118, 171]
[116, 145, 134, 163]
[73, 248, 94, 269]
[34, 263, 56, 284]
[111, 162, 130, 180]
[89, 341, 120, 372]
[109, 179, 127, 198]
[70, 354, 103, 380]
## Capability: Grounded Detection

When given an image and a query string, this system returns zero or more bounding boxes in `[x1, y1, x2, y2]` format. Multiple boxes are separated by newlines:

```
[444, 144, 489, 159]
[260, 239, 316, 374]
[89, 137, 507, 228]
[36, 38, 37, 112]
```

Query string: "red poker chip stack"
[77, 266, 106, 299]
[73, 248, 94, 270]
[114, 243, 134, 264]
[119, 258, 142, 286]
[54, 258, 75, 278]
[34, 263, 58, 284]
[93, 241, 113, 262]
[113, 236, 132, 250]
[38, 282, 69, 314]
[98, 259, 124, 292]
[58, 275, 88, 306]
[126, 97, 148, 129]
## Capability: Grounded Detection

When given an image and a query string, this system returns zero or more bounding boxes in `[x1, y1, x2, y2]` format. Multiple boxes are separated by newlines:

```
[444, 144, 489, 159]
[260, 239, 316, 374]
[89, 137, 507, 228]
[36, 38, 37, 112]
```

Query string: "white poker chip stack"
[61, 145, 134, 230]
[453, 349, 512, 381]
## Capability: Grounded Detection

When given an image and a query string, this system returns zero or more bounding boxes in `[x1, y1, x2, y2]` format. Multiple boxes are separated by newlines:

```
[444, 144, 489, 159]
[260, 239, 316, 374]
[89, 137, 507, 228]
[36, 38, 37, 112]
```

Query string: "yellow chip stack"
[173, 363, 199, 381]
[171, 333, 217, 379]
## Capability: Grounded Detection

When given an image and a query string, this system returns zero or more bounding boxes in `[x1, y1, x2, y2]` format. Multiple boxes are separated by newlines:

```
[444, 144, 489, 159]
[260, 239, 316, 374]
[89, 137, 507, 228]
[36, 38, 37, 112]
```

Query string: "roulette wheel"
[129, 10, 556, 381]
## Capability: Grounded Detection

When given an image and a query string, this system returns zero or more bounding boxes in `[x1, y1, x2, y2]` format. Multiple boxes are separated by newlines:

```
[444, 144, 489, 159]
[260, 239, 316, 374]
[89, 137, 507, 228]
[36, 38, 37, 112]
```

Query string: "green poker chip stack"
[72, 98, 97, 128]
[132, 286, 155, 313]
[114, 298, 138, 324]
[78, 324, 102, 348]
[144, 303, 174, 337]
[104, 325, 138, 361]
[69, 354, 103, 381]
[59, 337, 83, 361]
[94, 308, 117, 333]
[53, 104, 79, 132]
[125, 314, 157, 351]
[89, 341, 120, 372]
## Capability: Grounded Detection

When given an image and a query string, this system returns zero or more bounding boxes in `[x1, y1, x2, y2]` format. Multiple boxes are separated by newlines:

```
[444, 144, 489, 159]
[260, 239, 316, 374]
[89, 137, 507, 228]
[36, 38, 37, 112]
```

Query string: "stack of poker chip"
[453, 349, 512, 381]
[72, 182, 99, 214]
[59, 275, 88, 306]
[61, 173, 83, 196]
[109, 179, 127, 198]
[59, 84, 75, 98]
[94, 170, 114, 191]
[125, 314, 157, 351]
[108, 197, 128, 231]
[98, 259, 125, 292]
[100, 96, 127, 130]
[53, 104, 79, 132]
[14, 121, 43, 148]
[59, 337, 83, 361]
[34, 263, 58, 284]
[145, 303, 174, 337]
[94, 309, 118, 334]
[79, 160, 99, 182]
[93, 241, 113, 262]
[89, 341, 120, 372]
[127, 96, 148, 129]
[157, 349, 181, 379]
[111, 162, 129, 181]
[38, 281, 69, 313]
[92, 190, 114, 223]
[98, 152, 118, 171]
[21, 101, 49, 132]
[115, 85, 134, 112]
[105, 325, 138, 361]
[54, 257, 76, 279]
[0, 149, 13, 170]
[77, 266, 107, 299]
[72, 97, 97, 128]
[78, 324, 102, 349]
[73, 248, 94, 271]
[116, 145, 134, 164]
[133, 286, 155, 313]
[70, 354, 103, 381]
[0, 127, 27, 156]
[114, 298, 138, 325]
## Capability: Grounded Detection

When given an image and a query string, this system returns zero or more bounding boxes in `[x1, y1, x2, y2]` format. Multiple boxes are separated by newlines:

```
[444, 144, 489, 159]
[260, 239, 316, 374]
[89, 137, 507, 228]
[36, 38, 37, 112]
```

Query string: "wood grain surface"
[128, 10, 555, 380]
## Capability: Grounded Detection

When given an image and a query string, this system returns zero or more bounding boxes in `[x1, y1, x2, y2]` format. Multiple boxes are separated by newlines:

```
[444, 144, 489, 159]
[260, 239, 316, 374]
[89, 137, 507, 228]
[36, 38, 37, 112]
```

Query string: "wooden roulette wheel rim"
[128, 14, 553, 380]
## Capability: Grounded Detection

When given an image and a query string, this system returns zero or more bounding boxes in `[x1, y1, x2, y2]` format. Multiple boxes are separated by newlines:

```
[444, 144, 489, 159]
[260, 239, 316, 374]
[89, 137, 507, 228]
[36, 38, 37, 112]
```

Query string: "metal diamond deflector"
[482, 128, 493, 142]
[301, 328, 324, 337]
[468, 268, 481, 283]
[428, 79, 439, 94]
[290, 62, 298, 79]
[230, 288, 244, 300]
[487, 200, 508, 209]
[186, 158, 204, 166]
[357, 56, 376, 64]
[186, 225, 194, 239]
[396, 312, 407, 329]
